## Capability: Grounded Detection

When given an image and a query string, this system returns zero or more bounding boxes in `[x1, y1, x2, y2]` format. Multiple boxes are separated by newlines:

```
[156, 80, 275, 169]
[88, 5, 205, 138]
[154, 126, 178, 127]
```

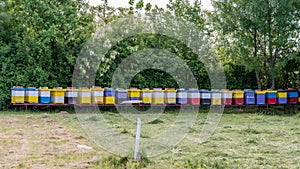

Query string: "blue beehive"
[287, 89, 298, 104]
[39, 87, 51, 104]
[244, 89, 255, 105]
[104, 88, 115, 104]
[176, 89, 188, 104]
[200, 90, 211, 105]
[115, 89, 127, 104]
[277, 90, 287, 104]
[266, 90, 277, 104]
[255, 91, 266, 105]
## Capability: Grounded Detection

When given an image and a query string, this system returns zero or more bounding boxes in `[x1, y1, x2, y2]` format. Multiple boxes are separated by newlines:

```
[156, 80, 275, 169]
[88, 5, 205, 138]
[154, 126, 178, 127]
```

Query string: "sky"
[88, 0, 213, 10]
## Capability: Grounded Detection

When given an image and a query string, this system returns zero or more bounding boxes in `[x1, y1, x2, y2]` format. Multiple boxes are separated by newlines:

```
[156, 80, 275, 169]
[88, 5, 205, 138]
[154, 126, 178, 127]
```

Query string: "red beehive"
[266, 90, 277, 105]
[287, 89, 299, 104]
[222, 90, 232, 105]
[187, 89, 200, 105]
[232, 90, 244, 105]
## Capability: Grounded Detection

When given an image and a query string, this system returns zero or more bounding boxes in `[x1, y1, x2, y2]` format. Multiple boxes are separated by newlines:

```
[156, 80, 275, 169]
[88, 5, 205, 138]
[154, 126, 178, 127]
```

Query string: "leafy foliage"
[211, 0, 300, 89]
[95, 33, 210, 89]
[0, 0, 94, 108]
[0, 0, 299, 108]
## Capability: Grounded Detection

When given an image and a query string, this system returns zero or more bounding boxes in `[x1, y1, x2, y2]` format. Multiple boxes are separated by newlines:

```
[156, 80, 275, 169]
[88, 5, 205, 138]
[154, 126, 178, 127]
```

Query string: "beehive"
[188, 89, 200, 105]
[77, 88, 91, 104]
[200, 90, 211, 105]
[104, 88, 115, 104]
[51, 88, 66, 104]
[277, 89, 287, 104]
[255, 90, 266, 105]
[287, 89, 298, 104]
[266, 90, 277, 105]
[232, 90, 244, 105]
[65, 87, 78, 104]
[164, 88, 176, 104]
[244, 89, 255, 105]
[25, 87, 39, 103]
[91, 87, 104, 104]
[152, 88, 164, 104]
[221, 90, 232, 105]
[39, 87, 51, 104]
[141, 89, 152, 104]
[211, 90, 222, 105]
[11, 86, 25, 103]
[115, 89, 128, 104]
[176, 89, 188, 104]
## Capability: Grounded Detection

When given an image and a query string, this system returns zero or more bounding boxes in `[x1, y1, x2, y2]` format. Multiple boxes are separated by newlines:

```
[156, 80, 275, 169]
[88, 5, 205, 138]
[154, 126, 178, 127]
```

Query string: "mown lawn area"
[0, 109, 300, 168]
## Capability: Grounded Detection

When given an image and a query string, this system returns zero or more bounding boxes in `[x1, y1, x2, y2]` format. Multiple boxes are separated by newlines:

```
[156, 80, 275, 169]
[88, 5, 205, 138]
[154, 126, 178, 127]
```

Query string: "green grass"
[148, 119, 164, 124]
[0, 110, 300, 168]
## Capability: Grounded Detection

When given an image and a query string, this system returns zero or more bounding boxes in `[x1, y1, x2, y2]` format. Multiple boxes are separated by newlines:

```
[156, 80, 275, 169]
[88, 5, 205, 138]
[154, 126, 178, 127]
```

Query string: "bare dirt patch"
[0, 113, 102, 169]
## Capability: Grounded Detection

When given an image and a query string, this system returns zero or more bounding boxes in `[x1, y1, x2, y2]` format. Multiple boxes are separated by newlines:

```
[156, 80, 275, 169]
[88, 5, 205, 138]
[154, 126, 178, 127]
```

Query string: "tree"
[211, 0, 300, 89]
[167, 0, 205, 29]
[91, 0, 127, 25]
[79, 0, 214, 89]
[0, 0, 95, 108]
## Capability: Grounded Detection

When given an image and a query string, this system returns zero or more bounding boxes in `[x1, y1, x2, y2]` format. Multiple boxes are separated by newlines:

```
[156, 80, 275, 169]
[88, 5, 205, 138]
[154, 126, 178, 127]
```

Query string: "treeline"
[0, 0, 299, 108]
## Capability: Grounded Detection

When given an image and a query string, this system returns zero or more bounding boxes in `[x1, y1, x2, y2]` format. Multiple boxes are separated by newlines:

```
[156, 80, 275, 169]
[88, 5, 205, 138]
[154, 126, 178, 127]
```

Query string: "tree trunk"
[255, 70, 262, 90]
[103, 0, 108, 24]
[253, 28, 261, 89]
[267, 1, 275, 89]
[270, 49, 278, 89]
[271, 75, 275, 89]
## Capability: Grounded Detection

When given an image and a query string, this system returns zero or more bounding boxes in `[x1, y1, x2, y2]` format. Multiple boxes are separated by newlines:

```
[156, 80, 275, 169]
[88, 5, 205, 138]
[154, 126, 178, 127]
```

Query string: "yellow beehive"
[25, 87, 39, 103]
[141, 89, 152, 104]
[77, 88, 91, 104]
[104, 88, 115, 104]
[152, 88, 164, 104]
[164, 88, 176, 104]
[211, 90, 222, 105]
[232, 90, 244, 98]
[51, 88, 66, 104]
[11, 86, 25, 103]
[91, 87, 104, 104]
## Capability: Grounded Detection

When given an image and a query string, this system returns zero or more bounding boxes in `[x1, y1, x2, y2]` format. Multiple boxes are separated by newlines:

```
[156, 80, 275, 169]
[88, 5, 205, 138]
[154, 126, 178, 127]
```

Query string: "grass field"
[1, 109, 300, 168]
